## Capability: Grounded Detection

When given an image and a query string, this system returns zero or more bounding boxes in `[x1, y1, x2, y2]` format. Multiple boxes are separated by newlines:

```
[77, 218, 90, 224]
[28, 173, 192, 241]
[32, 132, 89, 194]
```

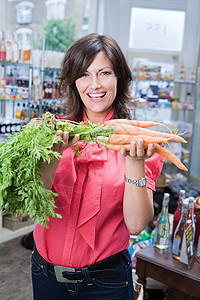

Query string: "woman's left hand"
[120, 139, 155, 160]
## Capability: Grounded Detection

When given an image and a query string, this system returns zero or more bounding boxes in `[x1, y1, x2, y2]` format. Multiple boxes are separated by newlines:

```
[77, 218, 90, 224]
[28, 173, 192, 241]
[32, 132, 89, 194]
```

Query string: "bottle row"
[15, 101, 66, 121]
[0, 77, 29, 100]
[154, 191, 200, 263]
[0, 101, 67, 134]
[132, 62, 196, 83]
[33, 49, 64, 69]
[0, 76, 59, 100]
[0, 30, 65, 68]
[0, 31, 31, 64]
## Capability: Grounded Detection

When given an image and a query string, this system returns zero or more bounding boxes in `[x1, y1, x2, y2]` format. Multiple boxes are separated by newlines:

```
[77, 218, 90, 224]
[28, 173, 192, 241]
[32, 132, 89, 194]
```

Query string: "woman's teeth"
[88, 93, 106, 98]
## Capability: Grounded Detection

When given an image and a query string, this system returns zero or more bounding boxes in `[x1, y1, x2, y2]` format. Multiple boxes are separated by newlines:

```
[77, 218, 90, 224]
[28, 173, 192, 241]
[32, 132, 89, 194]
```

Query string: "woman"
[31, 33, 164, 299]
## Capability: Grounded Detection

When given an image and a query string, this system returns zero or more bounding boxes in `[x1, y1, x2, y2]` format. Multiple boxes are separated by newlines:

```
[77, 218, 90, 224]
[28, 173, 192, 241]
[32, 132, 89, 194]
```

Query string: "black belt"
[33, 247, 128, 283]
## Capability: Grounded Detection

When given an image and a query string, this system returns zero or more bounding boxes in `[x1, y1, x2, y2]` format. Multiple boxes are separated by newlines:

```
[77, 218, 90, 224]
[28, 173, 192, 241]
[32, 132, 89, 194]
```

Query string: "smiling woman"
[32, 33, 164, 300]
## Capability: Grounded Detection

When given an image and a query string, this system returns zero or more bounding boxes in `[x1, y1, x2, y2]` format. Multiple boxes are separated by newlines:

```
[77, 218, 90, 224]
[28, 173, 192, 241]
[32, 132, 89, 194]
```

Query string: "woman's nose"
[90, 75, 101, 89]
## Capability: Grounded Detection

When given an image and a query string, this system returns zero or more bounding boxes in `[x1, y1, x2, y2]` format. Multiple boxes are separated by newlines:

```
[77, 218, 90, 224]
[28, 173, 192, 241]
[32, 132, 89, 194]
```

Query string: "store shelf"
[174, 81, 196, 85]
[0, 60, 32, 68]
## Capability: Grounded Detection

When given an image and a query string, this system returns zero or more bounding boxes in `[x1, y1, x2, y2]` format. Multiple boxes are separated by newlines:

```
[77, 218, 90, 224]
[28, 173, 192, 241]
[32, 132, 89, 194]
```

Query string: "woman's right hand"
[54, 131, 80, 155]
[41, 132, 79, 190]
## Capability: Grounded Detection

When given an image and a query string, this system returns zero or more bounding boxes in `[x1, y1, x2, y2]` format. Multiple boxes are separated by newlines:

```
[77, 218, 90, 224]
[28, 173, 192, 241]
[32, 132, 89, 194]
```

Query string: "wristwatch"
[124, 175, 147, 187]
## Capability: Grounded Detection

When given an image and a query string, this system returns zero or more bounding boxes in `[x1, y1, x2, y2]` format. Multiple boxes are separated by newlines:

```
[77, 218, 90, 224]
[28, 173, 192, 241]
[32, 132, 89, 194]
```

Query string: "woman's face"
[75, 51, 117, 123]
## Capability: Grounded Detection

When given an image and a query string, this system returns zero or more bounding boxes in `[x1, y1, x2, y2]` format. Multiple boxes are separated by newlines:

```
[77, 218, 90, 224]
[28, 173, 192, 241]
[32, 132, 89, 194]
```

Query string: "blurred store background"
[1, 1, 200, 299]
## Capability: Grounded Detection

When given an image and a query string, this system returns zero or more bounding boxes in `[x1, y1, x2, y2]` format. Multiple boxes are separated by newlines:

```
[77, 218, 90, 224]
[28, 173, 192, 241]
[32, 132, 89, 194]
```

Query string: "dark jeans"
[31, 250, 134, 300]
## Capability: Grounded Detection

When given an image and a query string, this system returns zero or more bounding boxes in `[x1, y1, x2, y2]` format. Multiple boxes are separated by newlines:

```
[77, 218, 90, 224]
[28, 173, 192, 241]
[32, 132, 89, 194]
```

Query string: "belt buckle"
[54, 266, 77, 283]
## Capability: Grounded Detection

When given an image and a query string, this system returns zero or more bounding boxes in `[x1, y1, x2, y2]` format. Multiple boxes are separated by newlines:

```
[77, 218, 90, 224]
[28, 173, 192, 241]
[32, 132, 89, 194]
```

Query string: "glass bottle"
[194, 207, 200, 247]
[15, 103, 21, 119]
[172, 200, 189, 260]
[30, 104, 35, 119]
[22, 34, 31, 63]
[1, 76, 6, 100]
[43, 81, 48, 99]
[17, 34, 22, 63]
[188, 196, 195, 241]
[21, 103, 28, 122]
[52, 81, 57, 99]
[12, 33, 19, 63]
[0, 31, 6, 61]
[171, 189, 186, 242]
[34, 105, 39, 118]
[5, 31, 12, 62]
[48, 81, 53, 99]
[154, 193, 170, 250]
[196, 233, 200, 263]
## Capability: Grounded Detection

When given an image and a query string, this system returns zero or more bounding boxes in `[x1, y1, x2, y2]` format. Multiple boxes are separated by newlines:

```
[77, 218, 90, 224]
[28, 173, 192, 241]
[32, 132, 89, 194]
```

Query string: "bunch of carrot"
[104, 119, 188, 171]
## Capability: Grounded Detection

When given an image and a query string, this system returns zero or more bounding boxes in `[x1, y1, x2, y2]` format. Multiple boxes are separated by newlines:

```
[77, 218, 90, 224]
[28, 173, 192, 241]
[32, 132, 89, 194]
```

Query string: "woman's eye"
[80, 73, 89, 78]
[101, 71, 111, 76]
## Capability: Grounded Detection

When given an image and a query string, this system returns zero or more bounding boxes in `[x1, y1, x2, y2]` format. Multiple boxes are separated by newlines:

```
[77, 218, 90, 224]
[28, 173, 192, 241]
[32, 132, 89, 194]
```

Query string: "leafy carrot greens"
[0, 112, 114, 227]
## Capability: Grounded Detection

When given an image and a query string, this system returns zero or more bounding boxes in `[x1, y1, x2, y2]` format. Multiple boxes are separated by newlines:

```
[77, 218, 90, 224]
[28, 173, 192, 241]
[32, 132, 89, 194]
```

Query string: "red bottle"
[171, 189, 185, 242]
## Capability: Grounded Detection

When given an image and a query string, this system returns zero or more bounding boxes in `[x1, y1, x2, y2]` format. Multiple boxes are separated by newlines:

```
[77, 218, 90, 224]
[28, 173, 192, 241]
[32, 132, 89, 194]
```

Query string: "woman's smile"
[87, 92, 106, 102]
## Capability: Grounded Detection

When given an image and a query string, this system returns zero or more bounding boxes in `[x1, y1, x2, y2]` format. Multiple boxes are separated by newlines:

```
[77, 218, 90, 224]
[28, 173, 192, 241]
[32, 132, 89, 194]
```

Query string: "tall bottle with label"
[21, 103, 28, 122]
[5, 31, 12, 62]
[17, 34, 22, 63]
[194, 198, 200, 247]
[22, 34, 31, 63]
[12, 33, 19, 63]
[188, 197, 195, 241]
[0, 31, 6, 61]
[171, 189, 186, 242]
[172, 200, 189, 260]
[154, 193, 170, 249]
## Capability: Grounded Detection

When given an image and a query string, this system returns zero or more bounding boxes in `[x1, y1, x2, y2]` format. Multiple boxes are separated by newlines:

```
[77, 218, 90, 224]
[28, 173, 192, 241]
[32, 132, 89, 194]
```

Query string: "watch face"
[139, 177, 147, 186]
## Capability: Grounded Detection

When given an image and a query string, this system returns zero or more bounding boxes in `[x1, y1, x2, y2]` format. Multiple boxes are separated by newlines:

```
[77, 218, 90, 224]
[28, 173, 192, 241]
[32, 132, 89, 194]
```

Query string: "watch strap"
[124, 175, 147, 187]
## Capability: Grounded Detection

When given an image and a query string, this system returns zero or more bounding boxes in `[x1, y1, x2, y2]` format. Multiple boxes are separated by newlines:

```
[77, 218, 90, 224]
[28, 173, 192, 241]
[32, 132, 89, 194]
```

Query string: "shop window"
[129, 7, 185, 52]
[16, 1, 34, 25]
[45, 0, 66, 21]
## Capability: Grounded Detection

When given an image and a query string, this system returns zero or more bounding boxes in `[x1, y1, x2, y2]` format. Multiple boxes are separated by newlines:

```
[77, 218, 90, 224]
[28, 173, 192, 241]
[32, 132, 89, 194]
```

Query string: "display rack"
[0, 60, 61, 121]
[129, 63, 197, 179]
[0, 55, 63, 243]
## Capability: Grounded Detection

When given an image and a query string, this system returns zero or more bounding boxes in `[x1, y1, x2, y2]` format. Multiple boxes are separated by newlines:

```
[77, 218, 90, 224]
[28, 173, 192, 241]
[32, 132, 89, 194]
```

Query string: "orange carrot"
[106, 142, 187, 171]
[154, 144, 187, 171]
[104, 119, 172, 131]
[109, 134, 169, 145]
[106, 142, 149, 151]
[114, 123, 187, 143]
[106, 144, 129, 151]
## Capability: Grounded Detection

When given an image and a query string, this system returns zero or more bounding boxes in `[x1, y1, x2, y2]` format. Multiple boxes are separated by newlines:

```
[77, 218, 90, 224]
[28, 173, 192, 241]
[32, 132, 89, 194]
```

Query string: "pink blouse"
[33, 110, 164, 268]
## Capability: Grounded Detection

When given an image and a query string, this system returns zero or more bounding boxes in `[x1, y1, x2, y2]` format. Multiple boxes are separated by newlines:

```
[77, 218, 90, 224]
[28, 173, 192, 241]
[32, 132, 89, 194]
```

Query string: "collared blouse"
[33, 110, 164, 268]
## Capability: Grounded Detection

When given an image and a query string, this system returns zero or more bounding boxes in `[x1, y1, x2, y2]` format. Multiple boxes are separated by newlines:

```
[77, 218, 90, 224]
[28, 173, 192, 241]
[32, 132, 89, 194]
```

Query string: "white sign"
[129, 8, 185, 52]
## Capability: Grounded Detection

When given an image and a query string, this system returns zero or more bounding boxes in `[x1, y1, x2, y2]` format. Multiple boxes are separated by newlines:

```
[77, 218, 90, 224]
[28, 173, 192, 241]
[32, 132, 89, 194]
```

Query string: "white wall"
[97, 0, 200, 71]
[0, 0, 8, 30]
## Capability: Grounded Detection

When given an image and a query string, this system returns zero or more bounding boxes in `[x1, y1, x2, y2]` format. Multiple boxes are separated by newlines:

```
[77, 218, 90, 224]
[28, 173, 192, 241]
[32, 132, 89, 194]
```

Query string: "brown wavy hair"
[57, 33, 132, 122]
